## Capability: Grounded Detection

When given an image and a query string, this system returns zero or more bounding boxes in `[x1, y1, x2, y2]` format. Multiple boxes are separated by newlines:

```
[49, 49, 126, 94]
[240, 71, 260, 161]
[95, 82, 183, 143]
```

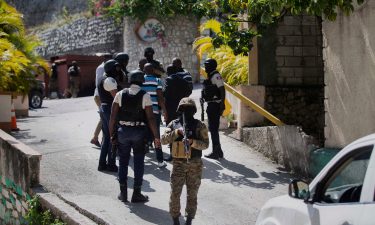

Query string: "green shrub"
[25, 196, 66, 225]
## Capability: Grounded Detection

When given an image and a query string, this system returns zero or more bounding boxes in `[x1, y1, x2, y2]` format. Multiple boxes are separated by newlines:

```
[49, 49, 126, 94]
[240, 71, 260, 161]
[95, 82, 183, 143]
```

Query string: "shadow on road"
[202, 158, 291, 189]
[128, 204, 171, 225]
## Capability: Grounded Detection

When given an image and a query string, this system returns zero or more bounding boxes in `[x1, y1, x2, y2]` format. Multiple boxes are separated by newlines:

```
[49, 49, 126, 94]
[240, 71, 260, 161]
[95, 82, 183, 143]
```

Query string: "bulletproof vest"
[98, 76, 115, 104]
[202, 71, 220, 102]
[171, 118, 202, 159]
[118, 89, 146, 124]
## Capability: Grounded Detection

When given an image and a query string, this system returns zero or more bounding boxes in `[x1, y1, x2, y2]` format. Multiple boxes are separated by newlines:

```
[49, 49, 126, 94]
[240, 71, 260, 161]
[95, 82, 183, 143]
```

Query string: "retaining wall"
[0, 130, 42, 224]
[242, 125, 318, 177]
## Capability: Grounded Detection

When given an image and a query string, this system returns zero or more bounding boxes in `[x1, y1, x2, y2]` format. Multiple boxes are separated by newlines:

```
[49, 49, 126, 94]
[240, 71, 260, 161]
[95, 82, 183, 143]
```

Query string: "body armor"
[202, 71, 220, 102]
[171, 119, 202, 159]
[118, 89, 146, 125]
[98, 76, 115, 104]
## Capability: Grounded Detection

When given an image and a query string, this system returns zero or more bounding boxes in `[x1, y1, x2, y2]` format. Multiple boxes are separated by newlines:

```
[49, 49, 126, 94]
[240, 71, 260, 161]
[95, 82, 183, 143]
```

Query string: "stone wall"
[34, 17, 124, 58]
[0, 130, 41, 224]
[265, 86, 324, 143]
[123, 16, 200, 81]
[323, 0, 375, 148]
[259, 14, 324, 86]
[8, 0, 88, 27]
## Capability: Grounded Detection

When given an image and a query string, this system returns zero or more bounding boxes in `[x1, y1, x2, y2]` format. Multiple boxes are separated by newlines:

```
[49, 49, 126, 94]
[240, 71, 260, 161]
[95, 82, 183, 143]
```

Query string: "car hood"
[256, 195, 312, 225]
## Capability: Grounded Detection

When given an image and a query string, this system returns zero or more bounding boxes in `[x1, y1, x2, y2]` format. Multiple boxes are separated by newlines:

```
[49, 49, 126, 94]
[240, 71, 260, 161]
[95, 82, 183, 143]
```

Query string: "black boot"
[185, 216, 193, 225]
[205, 152, 219, 160]
[215, 144, 224, 159]
[118, 184, 128, 202]
[172, 217, 180, 225]
[131, 186, 149, 203]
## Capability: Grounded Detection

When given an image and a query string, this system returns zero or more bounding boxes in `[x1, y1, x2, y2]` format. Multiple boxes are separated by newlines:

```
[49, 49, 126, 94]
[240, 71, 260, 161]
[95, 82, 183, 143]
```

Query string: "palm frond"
[200, 19, 221, 34]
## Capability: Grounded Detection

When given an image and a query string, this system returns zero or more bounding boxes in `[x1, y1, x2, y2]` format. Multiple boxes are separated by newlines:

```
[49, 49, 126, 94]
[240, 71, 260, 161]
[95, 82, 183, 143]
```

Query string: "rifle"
[182, 112, 190, 162]
[200, 97, 205, 122]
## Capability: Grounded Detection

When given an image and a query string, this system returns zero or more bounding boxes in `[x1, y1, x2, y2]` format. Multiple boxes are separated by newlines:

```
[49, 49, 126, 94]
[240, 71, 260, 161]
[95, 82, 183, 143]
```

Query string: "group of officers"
[92, 47, 226, 225]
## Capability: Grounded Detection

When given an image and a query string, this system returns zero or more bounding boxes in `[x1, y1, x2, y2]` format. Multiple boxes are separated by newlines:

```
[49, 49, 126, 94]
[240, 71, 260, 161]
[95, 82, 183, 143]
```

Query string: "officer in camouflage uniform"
[161, 97, 209, 225]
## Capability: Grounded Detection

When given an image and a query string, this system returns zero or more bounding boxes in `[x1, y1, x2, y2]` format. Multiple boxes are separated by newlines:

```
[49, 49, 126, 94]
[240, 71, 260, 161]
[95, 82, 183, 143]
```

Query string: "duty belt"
[119, 121, 146, 126]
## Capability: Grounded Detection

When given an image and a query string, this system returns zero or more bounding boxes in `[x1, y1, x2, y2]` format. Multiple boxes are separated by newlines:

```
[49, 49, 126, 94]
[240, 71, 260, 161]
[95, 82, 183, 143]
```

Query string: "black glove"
[219, 102, 225, 116]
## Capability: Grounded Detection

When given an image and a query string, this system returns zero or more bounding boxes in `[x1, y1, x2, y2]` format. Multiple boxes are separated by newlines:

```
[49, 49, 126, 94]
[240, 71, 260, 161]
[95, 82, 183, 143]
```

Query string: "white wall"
[323, 0, 375, 147]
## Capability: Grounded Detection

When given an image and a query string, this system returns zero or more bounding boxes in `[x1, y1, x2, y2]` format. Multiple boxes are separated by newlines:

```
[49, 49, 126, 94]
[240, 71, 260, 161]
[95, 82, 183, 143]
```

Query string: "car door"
[311, 144, 374, 225]
[356, 145, 375, 225]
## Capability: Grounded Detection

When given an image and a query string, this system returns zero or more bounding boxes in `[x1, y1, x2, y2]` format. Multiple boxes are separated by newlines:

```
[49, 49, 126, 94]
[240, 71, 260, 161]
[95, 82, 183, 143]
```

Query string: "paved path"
[13, 86, 292, 225]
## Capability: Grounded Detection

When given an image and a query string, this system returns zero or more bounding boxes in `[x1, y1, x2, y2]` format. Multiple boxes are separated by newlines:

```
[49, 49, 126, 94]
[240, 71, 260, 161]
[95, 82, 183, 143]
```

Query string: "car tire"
[29, 91, 43, 108]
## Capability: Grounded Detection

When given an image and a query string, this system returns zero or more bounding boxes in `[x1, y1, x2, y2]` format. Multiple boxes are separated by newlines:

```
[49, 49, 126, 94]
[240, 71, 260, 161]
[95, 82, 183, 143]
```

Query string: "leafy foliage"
[25, 196, 66, 225]
[0, 0, 48, 94]
[195, 0, 365, 55]
[194, 19, 248, 85]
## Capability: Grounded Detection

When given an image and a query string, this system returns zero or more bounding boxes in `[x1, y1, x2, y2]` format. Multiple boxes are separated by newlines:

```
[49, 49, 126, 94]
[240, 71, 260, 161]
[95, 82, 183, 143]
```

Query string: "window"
[320, 145, 373, 204]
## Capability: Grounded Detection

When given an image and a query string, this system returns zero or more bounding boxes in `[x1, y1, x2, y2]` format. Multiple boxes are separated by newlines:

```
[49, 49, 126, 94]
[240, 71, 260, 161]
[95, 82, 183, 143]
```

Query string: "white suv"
[256, 134, 375, 225]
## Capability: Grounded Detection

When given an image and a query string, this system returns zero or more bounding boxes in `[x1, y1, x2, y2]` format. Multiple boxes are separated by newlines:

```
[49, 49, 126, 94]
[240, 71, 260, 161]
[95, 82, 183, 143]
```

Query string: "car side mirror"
[288, 179, 310, 201]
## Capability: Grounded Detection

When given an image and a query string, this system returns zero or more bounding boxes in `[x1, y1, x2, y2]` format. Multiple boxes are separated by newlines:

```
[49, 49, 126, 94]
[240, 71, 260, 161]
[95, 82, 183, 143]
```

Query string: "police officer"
[109, 70, 161, 203]
[114, 52, 130, 88]
[144, 47, 165, 77]
[97, 59, 121, 172]
[202, 58, 225, 160]
[163, 64, 193, 161]
[161, 97, 209, 225]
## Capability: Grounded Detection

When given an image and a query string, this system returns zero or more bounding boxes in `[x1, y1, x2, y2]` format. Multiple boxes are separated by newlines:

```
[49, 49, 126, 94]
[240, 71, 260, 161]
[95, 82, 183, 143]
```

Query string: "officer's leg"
[98, 105, 110, 170]
[131, 127, 149, 203]
[117, 127, 131, 202]
[154, 113, 167, 167]
[170, 160, 186, 220]
[185, 159, 203, 221]
[205, 102, 222, 159]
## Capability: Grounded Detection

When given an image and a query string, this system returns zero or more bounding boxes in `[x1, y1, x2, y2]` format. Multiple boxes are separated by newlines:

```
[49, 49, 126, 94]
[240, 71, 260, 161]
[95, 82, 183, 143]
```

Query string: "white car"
[256, 134, 375, 225]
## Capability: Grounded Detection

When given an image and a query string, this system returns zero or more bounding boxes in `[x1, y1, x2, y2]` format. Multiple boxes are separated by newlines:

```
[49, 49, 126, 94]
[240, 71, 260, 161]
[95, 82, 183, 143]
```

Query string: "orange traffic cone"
[11, 102, 19, 131]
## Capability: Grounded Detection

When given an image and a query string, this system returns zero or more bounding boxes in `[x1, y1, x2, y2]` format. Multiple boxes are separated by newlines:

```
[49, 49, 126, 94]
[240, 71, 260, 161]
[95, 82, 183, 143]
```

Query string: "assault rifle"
[182, 112, 190, 162]
[200, 97, 205, 122]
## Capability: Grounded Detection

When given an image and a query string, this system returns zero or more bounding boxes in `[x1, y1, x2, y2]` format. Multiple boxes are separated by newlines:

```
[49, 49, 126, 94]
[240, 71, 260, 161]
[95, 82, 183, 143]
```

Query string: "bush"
[25, 196, 66, 225]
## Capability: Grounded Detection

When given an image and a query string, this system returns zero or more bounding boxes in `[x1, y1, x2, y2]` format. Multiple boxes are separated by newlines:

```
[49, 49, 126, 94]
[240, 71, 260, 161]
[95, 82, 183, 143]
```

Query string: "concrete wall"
[323, 0, 375, 147]
[123, 16, 200, 81]
[0, 130, 42, 223]
[242, 126, 318, 177]
[34, 17, 124, 58]
[259, 14, 324, 86]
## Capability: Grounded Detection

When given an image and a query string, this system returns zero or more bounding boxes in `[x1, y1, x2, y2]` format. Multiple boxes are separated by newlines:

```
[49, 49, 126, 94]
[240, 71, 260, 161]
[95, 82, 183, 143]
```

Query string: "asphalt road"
[13, 86, 292, 225]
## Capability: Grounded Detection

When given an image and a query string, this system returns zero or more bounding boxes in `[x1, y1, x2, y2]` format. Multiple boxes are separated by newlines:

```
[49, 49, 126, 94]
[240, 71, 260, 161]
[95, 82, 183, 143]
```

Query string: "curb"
[33, 187, 100, 225]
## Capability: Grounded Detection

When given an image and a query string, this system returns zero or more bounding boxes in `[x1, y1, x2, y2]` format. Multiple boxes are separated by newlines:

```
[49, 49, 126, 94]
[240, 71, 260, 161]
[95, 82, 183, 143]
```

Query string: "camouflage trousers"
[170, 158, 203, 218]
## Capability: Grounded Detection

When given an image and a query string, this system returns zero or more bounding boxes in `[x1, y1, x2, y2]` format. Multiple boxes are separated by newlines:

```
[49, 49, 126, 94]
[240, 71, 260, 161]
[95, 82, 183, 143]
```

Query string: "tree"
[0, 0, 48, 94]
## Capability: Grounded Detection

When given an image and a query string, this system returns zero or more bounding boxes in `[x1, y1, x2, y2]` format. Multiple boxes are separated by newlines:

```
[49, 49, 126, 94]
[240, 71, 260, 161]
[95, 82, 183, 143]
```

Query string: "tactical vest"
[98, 76, 115, 104]
[202, 71, 221, 102]
[118, 89, 146, 125]
[171, 119, 202, 159]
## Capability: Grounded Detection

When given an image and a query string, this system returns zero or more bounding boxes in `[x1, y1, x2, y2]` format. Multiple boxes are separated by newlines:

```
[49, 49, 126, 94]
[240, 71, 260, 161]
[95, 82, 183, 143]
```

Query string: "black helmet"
[104, 59, 119, 76]
[128, 70, 145, 85]
[144, 47, 155, 55]
[204, 58, 217, 69]
[114, 52, 129, 64]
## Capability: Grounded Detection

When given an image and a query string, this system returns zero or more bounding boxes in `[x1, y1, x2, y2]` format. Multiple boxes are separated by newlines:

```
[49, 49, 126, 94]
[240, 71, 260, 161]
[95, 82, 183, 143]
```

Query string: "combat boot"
[118, 184, 128, 202]
[131, 186, 149, 203]
[215, 144, 224, 159]
[172, 217, 180, 225]
[185, 216, 193, 225]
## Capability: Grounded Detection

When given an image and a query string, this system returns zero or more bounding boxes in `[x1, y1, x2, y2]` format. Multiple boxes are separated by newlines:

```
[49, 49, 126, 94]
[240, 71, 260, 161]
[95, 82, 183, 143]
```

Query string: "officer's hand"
[219, 102, 225, 115]
[111, 135, 118, 145]
[154, 138, 161, 148]
[177, 128, 184, 136]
